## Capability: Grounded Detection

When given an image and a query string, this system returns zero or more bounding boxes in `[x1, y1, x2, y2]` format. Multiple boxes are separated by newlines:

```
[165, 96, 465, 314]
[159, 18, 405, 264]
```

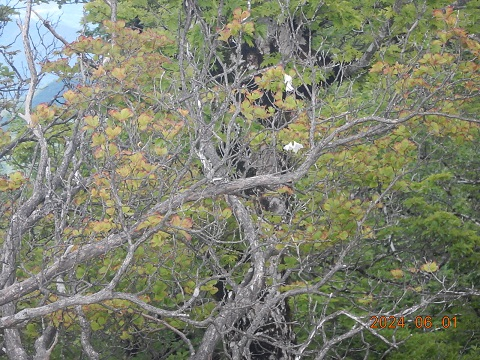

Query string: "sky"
[1, 0, 84, 39]
[0, 0, 84, 84]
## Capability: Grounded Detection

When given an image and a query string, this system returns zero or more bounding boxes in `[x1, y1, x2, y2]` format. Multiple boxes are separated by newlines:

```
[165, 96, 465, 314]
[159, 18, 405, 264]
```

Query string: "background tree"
[1, 0, 479, 359]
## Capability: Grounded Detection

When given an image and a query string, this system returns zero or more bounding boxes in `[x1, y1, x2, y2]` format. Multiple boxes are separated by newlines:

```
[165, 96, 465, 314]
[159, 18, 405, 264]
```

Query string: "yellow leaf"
[92, 133, 106, 146]
[277, 186, 294, 195]
[154, 147, 168, 156]
[358, 294, 373, 305]
[221, 208, 232, 219]
[118, 108, 133, 121]
[9, 171, 25, 184]
[84, 115, 99, 130]
[178, 108, 189, 117]
[111, 67, 126, 81]
[0, 177, 9, 191]
[63, 90, 77, 102]
[243, 22, 254, 35]
[105, 126, 122, 139]
[107, 143, 119, 156]
[91, 219, 114, 233]
[421, 261, 439, 273]
[136, 213, 163, 231]
[390, 269, 404, 279]
[151, 231, 169, 247]
[138, 113, 152, 131]
[116, 166, 130, 177]
[35, 103, 55, 121]
[120, 331, 132, 340]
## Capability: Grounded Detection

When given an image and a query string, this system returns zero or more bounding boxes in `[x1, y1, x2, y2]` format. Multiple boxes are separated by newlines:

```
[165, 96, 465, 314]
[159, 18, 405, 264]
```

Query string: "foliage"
[0, 0, 479, 359]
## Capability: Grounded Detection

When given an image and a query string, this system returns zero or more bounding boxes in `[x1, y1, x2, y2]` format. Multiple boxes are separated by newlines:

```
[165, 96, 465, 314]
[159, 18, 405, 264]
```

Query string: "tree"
[1, 0, 479, 359]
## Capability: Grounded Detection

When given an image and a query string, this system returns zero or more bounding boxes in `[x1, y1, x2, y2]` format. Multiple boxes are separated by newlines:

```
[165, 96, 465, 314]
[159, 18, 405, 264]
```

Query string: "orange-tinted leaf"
[178, 108, 189, 117]
[277, 186, 294, 195]
[370, 61, 385, 73]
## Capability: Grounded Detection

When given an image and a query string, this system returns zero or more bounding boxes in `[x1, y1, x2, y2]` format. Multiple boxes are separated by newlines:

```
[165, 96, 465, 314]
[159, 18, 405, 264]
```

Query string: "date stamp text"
[370, 315, 457, 329]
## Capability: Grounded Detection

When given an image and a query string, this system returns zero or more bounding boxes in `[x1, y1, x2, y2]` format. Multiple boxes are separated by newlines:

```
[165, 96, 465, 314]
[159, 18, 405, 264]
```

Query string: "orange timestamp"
[370, 315, 458, 329]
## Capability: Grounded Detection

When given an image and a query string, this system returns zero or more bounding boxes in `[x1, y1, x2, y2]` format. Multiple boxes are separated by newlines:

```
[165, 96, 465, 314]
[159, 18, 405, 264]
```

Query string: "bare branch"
[75, 306, 99, 360]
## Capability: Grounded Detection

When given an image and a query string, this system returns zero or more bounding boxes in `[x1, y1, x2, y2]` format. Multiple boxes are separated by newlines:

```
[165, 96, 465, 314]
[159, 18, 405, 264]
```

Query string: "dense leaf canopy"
[0, 0, 479, 359]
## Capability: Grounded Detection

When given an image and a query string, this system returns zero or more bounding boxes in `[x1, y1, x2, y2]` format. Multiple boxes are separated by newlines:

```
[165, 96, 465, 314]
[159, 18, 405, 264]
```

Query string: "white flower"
[284, 74, 294, 92]
[283, 141, 304, 153]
